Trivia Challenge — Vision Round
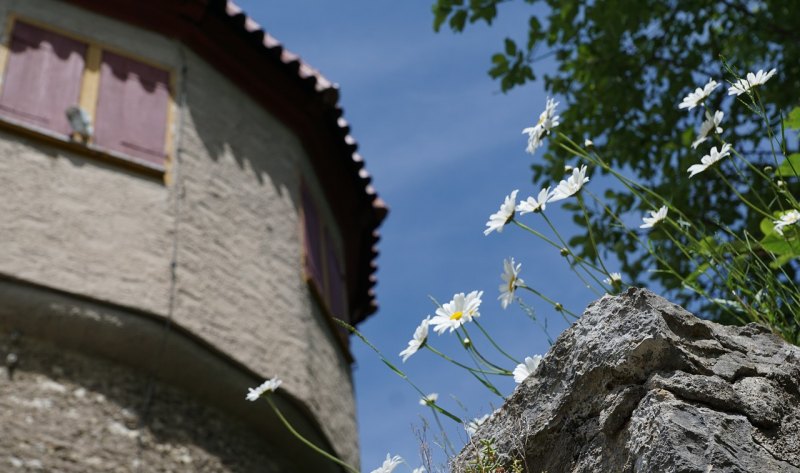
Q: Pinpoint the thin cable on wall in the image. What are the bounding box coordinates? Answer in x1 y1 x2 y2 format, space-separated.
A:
134 42 189 471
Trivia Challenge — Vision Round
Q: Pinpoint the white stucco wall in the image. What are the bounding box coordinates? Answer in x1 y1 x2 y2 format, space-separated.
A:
0 0 357 465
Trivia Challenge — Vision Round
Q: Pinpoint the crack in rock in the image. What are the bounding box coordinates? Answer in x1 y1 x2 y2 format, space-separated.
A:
452 288 800 473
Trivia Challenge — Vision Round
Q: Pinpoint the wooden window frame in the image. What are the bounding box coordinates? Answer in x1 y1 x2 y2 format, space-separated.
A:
300 181 349 323
0 15 177 179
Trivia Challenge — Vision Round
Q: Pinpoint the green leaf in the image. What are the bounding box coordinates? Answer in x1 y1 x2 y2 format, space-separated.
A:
504 38 517 56
760 216 775 236
449 9 468 31
783 106 800 131
760 231 799 256
431 1 453 32
690 236 718 256
488 53 508 79
769 253 796 269
685 261 711 284
776 153 800 177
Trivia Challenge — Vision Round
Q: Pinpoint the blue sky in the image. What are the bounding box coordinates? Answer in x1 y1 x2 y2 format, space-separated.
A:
237 1 599 471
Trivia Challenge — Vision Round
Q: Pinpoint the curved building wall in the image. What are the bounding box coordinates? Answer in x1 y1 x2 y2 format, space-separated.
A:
0 336 289 473
0 0 358 467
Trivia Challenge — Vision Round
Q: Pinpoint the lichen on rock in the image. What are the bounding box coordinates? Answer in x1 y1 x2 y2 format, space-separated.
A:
452 288 800 473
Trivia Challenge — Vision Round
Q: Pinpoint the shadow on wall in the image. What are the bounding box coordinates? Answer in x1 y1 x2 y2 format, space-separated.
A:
183 55 298 202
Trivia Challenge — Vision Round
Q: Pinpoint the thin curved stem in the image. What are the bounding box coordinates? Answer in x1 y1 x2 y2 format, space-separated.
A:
266 396 360 473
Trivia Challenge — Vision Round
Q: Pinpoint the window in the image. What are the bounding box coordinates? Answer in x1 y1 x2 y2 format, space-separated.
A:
323 228 347 318
0 18 173 169
94 50 170 166
0 21 86 136
302 185 325 289
301 184 348 320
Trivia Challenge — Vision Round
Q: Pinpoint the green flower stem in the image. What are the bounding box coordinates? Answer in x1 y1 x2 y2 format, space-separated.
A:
558 137 671 213
539 212 606 295
429 406 458 458
726 152 777 213
459 326 512 375
472 319 520 365
424 344 508 376
519 284 578 321
336 319 464 423
460 346 507 398
516 299 556 345
511 219 562 249
713 168 773 219
576 193 613 277
753 89 784 171
656 222 759 323
266 396 360 473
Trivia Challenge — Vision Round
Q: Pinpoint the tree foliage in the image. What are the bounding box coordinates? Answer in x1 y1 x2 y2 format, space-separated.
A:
433 0 800 324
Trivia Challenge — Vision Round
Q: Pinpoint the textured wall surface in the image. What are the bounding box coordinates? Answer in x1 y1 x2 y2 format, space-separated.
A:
455 288 800 473
0 337 287 473
0 0 357 465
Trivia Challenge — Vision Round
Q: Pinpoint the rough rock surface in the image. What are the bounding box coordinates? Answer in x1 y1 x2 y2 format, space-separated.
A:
453 288 800 473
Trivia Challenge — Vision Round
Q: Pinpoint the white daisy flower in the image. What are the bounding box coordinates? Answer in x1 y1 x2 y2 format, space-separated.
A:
550 165 590 202
691 110 724 149
516 187 552 215
773 210 800 235
513 355 543 383
465 414 490 436
484 190 519 236
603 272 622 286
640 206 669 229
687 143 732 178
498 258 523 309
522 97 560 155
727 78 749 96
370 454 403 473
245 378 282 401
679 78 719 110
419 393 438 406
399 316 431 362
747 68 777 87
431 291 483 334
728 68 777 96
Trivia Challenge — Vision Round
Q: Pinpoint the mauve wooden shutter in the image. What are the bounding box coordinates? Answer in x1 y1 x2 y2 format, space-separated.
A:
302 186 325 292
0 21 87 135
324 229 348 319
94 51 169 166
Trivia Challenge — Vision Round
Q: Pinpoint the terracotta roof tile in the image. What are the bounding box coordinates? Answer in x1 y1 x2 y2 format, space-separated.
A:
220 1 386 321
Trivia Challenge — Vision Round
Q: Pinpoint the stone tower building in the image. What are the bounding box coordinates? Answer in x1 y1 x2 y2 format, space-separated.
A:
0 0 386 471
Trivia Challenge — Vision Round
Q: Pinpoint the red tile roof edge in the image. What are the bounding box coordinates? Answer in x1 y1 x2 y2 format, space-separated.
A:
219 1 387 322
62 0 387 324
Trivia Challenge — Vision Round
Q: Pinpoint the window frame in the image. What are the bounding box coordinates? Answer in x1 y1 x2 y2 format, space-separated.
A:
300 180 350 323
0 14 177 177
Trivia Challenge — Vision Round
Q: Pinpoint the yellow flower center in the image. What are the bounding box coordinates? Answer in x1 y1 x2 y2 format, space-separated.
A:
450 311 463 321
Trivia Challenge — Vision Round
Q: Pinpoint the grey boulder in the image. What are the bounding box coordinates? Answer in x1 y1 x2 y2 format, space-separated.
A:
453 288 800 473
